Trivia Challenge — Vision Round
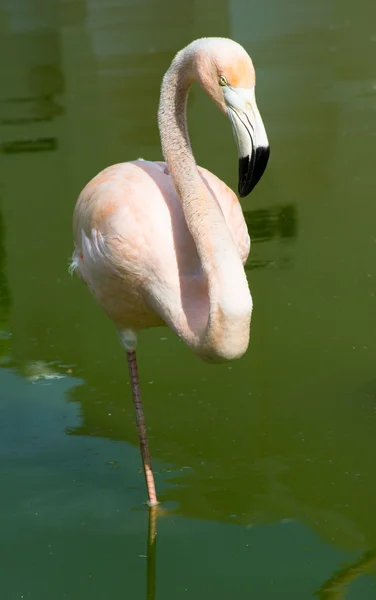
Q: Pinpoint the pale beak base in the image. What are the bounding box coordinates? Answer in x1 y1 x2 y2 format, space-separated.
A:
223 85 269 197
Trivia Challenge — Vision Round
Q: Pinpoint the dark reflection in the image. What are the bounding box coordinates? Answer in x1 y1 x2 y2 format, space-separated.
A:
316 550 376 599
244 203 298 270
146 507 158 600
245 204 298 243
247 255 294 270
1 95 63 125
0 0 64 152
1 137 57 154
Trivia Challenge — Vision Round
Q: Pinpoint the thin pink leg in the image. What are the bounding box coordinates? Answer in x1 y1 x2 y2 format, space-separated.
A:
127 351 158 507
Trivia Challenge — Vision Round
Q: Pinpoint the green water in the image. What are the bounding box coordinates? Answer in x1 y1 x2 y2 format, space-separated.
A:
1 0 376 597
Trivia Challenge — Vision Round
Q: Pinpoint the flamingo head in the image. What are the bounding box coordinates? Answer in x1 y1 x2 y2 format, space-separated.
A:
191 38 270 197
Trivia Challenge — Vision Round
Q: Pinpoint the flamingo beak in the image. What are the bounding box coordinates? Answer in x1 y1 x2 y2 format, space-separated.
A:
224 86 269 198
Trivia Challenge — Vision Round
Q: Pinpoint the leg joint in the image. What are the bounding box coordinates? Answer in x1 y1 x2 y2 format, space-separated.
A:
118 329 138 352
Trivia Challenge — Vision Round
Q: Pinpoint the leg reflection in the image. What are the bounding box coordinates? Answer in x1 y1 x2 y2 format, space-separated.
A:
316 549 376 599
146 506 158 600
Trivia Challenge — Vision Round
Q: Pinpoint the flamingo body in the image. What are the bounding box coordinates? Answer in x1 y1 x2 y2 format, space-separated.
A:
72 159 250 346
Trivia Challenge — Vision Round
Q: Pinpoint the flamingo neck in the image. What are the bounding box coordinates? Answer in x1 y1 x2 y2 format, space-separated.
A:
157 47 252 362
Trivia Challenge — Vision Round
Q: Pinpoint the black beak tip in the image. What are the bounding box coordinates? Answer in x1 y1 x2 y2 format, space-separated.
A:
238 146 270 198
238 156 252 198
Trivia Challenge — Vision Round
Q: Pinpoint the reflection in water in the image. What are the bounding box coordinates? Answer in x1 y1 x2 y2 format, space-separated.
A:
316 550 376 599
245 204 298 244
0 95 63 125
0 0 64 152
1 136 57 154
146 507 158 600
245 203 298 270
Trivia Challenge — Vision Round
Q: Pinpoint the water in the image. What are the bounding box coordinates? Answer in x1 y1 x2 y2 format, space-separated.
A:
1 0 376 597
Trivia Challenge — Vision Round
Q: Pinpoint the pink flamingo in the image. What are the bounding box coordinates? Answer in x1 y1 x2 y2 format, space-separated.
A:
71 38 269 507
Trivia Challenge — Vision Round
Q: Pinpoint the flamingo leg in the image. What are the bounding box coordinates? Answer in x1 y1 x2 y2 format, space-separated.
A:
127 350 158 507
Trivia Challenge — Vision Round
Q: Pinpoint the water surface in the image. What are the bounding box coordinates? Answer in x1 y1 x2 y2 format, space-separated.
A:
1 0 376 598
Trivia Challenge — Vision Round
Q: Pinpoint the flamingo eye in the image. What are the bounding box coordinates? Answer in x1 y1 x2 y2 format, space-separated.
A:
219 75 228 87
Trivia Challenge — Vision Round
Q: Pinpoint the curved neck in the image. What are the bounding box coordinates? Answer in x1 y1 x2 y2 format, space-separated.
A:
157 49 252 361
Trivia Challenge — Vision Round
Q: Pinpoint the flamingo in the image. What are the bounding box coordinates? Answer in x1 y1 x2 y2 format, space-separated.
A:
70 37 269 507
